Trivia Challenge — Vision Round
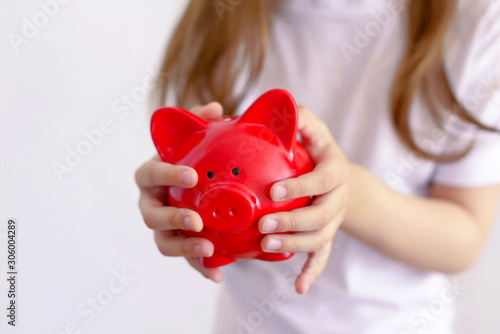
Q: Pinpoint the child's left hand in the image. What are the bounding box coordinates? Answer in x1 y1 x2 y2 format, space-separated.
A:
258 105 351 294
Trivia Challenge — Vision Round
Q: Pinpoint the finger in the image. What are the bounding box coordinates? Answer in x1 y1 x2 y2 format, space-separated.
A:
135 159 198 189
154 230 214 257
297 105 337 159
140 193 202 231
190 105 203 114
259 187 347 233
261 231 326 254
261 215 341 253
185 257 224 283
191 102 224 120
270 160 340 201
295 244 332 294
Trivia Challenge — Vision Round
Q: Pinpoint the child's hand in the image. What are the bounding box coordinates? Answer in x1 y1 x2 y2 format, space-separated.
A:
135 102 225 283
258 106 350 294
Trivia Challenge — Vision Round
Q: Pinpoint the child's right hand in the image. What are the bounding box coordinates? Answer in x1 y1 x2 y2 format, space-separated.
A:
135 102 225 283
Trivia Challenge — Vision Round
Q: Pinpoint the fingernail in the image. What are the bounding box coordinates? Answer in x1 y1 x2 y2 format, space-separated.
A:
180 170 194 185
183 215 194 230
194 245 206 256
262 218 278 233
265 238 282 251
273 184 287 201
303 283 311 294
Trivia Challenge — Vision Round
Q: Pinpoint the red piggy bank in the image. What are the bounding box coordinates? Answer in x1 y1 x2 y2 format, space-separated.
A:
151 89 314 267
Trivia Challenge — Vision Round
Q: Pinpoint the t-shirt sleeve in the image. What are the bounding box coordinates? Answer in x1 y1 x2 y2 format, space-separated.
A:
432 1 500 187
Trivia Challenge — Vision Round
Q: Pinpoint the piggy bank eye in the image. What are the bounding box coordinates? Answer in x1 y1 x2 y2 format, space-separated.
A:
232 168 240 176
207 171 215 179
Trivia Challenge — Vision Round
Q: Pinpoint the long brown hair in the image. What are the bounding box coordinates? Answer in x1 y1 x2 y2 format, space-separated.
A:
155 0 497 162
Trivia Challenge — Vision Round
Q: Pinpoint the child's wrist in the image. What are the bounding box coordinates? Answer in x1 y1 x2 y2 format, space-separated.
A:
342 163 368 230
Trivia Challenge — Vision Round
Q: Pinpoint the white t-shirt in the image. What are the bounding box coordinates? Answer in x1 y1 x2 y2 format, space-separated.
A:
213 1 500 333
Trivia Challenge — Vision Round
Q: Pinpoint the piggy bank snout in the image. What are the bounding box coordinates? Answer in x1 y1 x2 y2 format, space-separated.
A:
198 186 255 233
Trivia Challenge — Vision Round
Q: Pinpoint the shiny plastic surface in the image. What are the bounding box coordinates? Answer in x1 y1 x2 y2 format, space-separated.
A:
151 89 314 267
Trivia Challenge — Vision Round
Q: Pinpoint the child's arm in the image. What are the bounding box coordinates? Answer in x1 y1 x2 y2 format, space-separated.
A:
343 164 500 273
258 106 499 294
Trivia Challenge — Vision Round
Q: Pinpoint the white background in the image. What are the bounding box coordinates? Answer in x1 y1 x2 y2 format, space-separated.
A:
0 1 499 333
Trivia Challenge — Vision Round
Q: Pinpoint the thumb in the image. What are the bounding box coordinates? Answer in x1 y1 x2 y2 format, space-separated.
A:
191 102 224 120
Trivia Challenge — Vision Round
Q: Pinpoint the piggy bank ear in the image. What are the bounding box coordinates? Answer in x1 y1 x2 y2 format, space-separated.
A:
151 107 208 162
238 89 298 155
